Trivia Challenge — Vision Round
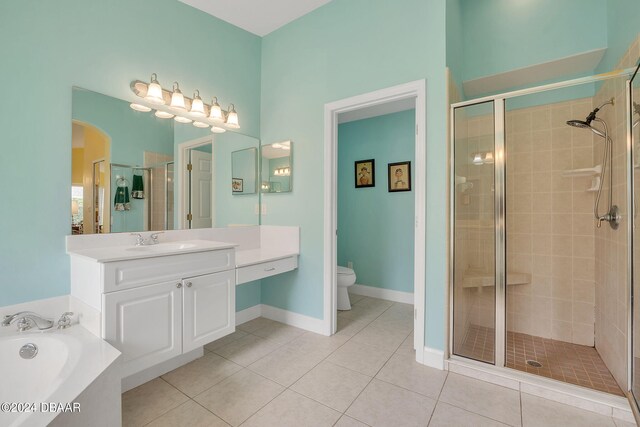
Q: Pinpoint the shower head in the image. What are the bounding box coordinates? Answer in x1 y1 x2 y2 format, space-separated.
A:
566 98 614 138
566 119 591 129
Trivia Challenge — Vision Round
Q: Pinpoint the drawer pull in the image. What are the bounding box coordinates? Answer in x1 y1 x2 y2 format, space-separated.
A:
186 282 193 288
264 267 276 272
176 283 182 288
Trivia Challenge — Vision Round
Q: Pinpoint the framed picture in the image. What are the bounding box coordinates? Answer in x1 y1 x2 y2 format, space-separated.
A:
232 178 243 193
354 159 375 188
388 161 411 192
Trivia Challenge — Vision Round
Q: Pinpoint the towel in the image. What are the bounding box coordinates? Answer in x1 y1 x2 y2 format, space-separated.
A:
114 185 130 211
131 174 144 199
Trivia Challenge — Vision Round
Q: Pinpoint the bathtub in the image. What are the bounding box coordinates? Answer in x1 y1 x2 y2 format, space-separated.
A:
0 326 121 427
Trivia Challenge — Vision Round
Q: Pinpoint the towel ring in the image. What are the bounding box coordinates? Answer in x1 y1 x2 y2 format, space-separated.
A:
116 177 130 187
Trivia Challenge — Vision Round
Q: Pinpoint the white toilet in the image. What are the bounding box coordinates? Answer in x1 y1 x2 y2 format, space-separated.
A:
337 266 357 310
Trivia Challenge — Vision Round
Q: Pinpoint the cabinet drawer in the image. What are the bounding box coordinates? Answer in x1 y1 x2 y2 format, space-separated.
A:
236 256 298 285
103 249 234 293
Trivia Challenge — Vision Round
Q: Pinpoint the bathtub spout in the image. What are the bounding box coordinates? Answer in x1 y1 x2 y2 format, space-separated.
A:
2 312 54 331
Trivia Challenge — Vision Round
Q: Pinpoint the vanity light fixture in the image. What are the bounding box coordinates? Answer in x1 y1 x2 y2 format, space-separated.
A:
130 103 152 112
273 167 291 176
190 90 206 117
225 104 240 129
155 110 175 119
170 82 187 111
130 75 240 129
209 97 224 122
145 73 165 105
193 121 209 128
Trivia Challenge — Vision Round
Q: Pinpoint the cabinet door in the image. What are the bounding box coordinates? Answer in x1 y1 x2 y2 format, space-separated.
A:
103 281 182 378
183 270 235 352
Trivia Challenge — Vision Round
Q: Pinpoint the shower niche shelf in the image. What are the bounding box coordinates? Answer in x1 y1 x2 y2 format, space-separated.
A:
562 164 602 178
462 270 530 288
562 165 601 192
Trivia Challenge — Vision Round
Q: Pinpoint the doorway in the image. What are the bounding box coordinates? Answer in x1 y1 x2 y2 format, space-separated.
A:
177 136 214 229
323 80 427 364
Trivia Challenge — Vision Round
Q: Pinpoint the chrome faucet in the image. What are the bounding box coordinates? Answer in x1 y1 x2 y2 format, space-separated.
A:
2 312 54 331
57 312 74 329
131 233 145 246
150 232 164 245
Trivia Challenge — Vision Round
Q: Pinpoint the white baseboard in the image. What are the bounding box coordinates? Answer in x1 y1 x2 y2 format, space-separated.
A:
235 304 327 336
236 305 262 325
421 346 445 370
260 304 327 335
350 284 414 304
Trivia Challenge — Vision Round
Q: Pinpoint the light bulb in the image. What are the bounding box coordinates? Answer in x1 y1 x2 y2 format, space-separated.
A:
175 116 192 124
190 90 206 117
209 97 224 122
484 152 494 163
170 82 186 111
155 110 174 119
193 121 209 128
211 126 226 133
145 73 165 105
225 104 240 129
472 153 483 165
130 103 151 112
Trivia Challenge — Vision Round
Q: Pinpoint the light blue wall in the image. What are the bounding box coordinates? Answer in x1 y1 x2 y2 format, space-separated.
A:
236 281 261 311
259 0 448 349
0 0 261 307
337 110 415 293
446 0 464 87
598 0 640 73
460 0 607 82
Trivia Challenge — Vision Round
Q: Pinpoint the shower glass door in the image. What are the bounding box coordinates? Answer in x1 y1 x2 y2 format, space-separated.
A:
452 101 497 364
631 62 640 409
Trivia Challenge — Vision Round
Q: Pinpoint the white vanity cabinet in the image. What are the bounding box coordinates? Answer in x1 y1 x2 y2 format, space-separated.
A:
103 269 235 377
69 243 236 381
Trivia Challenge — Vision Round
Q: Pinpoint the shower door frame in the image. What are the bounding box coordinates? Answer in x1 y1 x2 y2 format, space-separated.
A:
449 67 637 393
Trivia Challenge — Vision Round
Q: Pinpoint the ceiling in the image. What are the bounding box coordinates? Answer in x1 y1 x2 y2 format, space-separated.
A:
179 0 333 36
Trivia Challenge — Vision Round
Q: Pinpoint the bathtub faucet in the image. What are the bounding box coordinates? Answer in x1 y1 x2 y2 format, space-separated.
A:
2 311 54 331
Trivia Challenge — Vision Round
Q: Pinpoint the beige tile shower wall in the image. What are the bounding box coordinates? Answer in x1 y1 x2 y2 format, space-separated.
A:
505 98 597 346
593 34 639 389
144 151 173 231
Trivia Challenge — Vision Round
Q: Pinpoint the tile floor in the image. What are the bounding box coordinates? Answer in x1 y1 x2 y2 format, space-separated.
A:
458 324 624 396
123 295 636 426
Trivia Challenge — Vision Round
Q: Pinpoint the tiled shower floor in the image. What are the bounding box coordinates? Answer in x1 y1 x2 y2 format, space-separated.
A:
458 324 624 396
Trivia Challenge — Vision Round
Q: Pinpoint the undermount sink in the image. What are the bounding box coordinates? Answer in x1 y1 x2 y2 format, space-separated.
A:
126 242 198 252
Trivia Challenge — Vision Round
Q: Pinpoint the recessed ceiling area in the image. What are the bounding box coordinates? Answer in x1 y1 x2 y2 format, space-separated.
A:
338 98 416 124
179 0 333 36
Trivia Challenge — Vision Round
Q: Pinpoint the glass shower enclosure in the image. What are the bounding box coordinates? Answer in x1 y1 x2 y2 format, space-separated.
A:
451 66 639 401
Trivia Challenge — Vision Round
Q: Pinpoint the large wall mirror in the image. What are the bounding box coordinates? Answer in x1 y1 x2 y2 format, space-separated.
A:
71 87 260 234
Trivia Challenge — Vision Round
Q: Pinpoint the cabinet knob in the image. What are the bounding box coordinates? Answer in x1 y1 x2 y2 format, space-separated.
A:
186 282 193 288
176 283 182 288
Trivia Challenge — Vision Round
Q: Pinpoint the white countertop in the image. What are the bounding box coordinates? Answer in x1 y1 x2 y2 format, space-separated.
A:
67 239 237 262
235 248 299 268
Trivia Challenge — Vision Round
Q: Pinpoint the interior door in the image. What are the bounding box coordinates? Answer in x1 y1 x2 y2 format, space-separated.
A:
189 149 213 229
182 270 235 353
630 62 640 413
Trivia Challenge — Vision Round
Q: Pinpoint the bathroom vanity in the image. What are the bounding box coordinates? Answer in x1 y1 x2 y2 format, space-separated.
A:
67 226 299 390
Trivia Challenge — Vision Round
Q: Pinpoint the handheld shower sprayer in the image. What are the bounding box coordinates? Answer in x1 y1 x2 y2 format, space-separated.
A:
565 98 619 229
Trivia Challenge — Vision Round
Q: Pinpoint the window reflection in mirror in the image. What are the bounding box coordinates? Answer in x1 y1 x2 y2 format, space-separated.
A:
71 87 260 234
261 141 293 193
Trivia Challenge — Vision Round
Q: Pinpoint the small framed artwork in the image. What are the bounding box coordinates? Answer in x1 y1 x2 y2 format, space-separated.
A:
354 159 375 188
388 161 411 192
232 178 244 193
